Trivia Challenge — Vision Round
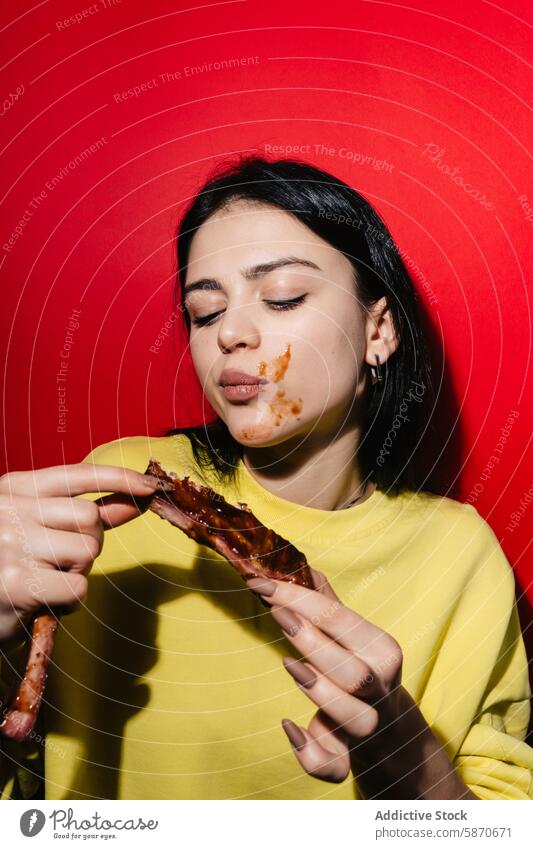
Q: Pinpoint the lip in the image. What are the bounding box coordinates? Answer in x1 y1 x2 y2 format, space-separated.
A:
221 383 264 401
219 369 268 387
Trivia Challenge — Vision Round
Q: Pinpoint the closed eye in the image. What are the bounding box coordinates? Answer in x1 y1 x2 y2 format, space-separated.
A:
190 295 307 327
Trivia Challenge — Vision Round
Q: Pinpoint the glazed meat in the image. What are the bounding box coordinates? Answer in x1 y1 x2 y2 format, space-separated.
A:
0 457 313 743
145 458 314 589
0 613 58 743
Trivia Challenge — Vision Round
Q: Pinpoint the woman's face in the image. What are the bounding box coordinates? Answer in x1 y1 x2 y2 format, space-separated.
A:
183 200 371 448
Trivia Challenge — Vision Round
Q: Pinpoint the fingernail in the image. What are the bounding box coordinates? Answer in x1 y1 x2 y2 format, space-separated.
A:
270 606 302 637
281 718 307 751
283 658 317 689
246 577 277 597
141 474 160 488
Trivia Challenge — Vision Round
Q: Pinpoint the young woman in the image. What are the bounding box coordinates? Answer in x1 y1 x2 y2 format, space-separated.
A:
1 157 531 801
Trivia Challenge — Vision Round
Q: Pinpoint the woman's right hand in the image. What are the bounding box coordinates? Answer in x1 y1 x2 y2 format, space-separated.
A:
0 463 159 642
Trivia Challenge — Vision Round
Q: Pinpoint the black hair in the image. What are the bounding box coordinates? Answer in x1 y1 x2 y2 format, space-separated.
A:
167 154 433 495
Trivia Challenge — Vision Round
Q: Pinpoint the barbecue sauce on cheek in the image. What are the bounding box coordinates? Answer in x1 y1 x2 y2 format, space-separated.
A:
240 344 303 440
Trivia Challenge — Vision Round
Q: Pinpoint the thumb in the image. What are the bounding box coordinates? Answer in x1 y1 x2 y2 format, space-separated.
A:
94 492 153 530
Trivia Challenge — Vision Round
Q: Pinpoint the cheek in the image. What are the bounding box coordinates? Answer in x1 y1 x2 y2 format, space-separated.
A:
189 335 217 385
186 304 365 435
286 311 363 399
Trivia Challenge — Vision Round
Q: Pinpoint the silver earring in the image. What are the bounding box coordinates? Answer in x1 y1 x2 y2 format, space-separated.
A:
370 354 383 386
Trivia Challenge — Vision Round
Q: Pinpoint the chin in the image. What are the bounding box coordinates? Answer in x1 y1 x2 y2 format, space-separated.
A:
234 419 308 449
230 420 276 443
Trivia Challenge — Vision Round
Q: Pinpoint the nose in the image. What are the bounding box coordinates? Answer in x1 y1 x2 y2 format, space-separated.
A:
217 302 261 354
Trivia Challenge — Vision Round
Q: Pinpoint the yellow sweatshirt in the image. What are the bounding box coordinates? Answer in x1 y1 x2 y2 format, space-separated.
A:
1 434 532 800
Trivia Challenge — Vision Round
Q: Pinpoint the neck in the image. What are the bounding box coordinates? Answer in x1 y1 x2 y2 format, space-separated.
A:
242 423 375 512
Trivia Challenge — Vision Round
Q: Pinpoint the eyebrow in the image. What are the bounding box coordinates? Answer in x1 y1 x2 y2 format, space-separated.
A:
183 256 321 298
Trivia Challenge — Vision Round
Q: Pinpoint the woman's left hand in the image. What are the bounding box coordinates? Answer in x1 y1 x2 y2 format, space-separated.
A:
246 568 404 783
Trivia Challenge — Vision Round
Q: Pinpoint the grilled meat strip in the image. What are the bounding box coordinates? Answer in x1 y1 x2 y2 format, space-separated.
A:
144 458 314 589
0 613 58 743
0 457 313 742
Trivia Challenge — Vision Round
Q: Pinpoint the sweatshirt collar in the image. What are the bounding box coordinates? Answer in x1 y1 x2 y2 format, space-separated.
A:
234 456 407 542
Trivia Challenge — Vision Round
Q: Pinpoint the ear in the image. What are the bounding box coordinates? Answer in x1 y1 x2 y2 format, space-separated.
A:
363 296 399 367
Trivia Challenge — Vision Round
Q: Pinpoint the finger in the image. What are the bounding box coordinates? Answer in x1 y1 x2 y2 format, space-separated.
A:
270 605 378 699
282 656 379 740
246 576 389 665
309 708 351 758
94 492 152 530
308 568 341 603
281 711 351 783
30 568 89 611
1 564 88 613
19 526 102 570
11 495 103 534
0 464 160 499
11 490 149 533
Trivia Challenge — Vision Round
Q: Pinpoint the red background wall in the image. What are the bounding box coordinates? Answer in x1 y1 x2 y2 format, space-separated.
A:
1 1 531 692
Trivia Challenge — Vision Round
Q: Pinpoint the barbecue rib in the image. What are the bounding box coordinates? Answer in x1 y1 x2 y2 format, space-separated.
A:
0 457 313 742
0 613 58 743
145 458 314 588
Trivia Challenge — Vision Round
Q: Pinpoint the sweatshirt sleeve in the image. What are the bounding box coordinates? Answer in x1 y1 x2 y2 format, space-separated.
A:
450 513 533 800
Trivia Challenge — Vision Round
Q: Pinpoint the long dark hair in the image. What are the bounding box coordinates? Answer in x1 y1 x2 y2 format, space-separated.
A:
167 154 433 495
